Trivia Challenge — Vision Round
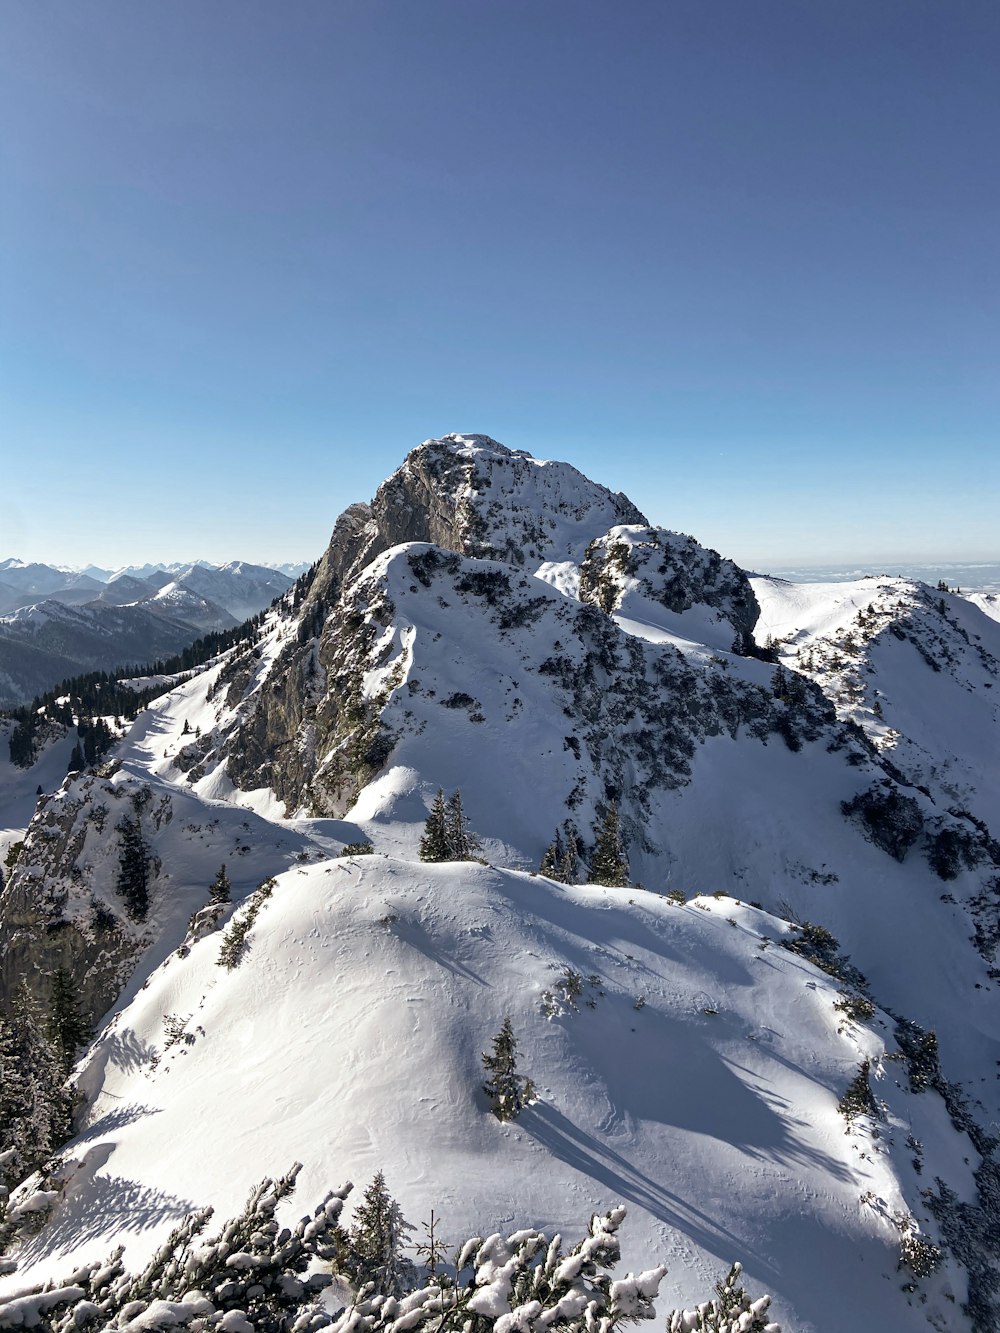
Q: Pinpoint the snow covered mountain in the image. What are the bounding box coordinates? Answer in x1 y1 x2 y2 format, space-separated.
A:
0 563 294 707
1 434 999 1333
166 561 293 624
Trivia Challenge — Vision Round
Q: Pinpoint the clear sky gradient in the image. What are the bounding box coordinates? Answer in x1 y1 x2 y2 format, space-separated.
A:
2 1 997 571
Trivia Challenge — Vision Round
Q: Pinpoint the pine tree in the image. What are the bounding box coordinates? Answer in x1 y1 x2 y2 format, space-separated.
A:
0 987 73 1189
82 718 99 766
482 1016 535 1122
116 814 151 921
419 790 450 862
346 1170 416 1296
67 742 85 773
540 823 583 883
588 802 629 888
539 828 564 878
209 863 232 905
46 966 92 1077
445 790 479 861
558 820 581 884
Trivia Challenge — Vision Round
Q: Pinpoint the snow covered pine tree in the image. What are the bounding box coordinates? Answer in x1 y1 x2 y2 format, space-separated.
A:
588 803 629 887
482 1016 535 1121
344 1170 416 1297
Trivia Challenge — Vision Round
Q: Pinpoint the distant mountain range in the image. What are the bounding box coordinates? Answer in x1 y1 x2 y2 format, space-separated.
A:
0 559 300 706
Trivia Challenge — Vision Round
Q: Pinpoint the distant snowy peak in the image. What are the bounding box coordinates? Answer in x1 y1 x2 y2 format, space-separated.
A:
0 562 104 597
168 563 292 623
148 582 239 632
967 591 1000 625
579 524 760 647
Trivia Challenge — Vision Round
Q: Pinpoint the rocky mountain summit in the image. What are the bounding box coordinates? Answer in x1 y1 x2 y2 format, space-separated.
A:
2 434 1000 1333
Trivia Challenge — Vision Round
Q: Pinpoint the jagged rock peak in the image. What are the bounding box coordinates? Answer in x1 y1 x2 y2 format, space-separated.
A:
299 434 650 626
369 433 649 568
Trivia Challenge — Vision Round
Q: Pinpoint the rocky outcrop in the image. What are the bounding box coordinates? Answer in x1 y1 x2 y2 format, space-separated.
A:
0 774 166 1025
578 525 760 644
225 537 837 825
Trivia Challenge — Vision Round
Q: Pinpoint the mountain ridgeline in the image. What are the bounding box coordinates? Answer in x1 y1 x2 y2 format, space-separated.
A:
2 434 1000 1333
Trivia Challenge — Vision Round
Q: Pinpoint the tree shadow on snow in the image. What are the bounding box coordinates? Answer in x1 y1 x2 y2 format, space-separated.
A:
99 1027 158 1076
566 1006 856 1186
501 877 756 992
394 917 489 986
77 1101 163 1142
18 1173 196 1265
520 1101 776 1278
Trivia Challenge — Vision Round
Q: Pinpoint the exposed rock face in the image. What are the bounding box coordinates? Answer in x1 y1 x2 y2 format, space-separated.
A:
578 525 760 645
226 532 835 824
224 435 651 806
0 773 164 1025
295 434 648 618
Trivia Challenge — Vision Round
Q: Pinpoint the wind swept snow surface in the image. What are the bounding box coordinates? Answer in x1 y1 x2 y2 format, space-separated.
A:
7 859 972 1332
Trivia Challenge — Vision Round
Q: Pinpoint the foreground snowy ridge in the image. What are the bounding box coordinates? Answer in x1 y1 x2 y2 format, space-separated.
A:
2 434 999 1333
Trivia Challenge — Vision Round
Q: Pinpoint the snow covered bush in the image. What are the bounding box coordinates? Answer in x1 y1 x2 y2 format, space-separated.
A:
0 1164 347 1332
837 1060 880 1127
666 1262 781 1332
0 1166 783 1333
897 1223 943 1282
330 1204 667 1333
841 784 924 863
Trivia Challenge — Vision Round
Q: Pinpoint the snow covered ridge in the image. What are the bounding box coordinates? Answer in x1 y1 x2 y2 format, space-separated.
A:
3 434 1000 1331
0 853 968 1331
220 539 834 835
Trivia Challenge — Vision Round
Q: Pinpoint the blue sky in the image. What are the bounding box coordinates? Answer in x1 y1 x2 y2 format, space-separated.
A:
1 0 997 571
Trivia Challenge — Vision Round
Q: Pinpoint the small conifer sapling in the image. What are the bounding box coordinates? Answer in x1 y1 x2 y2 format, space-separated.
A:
209 863 232 905
419 790 450 863
482 1016 535 1122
